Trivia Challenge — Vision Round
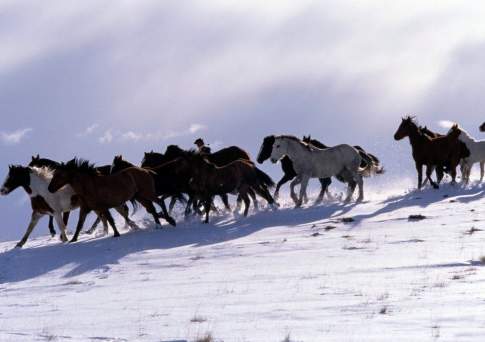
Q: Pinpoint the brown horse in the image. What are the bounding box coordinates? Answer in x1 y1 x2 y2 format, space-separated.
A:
48 159 175 242
189 155 276 223
394 117 465 189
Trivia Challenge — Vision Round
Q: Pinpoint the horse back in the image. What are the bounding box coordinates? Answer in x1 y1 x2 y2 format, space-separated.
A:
209 146 251 166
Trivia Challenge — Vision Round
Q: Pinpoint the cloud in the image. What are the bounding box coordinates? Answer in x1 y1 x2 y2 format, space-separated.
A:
97 124 207 144
0 128 32 145
77 123 99 137
438 120 455 129
98 129 113 144
189 123 207 134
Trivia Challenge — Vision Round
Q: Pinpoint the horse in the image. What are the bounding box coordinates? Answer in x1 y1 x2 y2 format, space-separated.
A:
1 165 78 247
302 136 384 177
269 135 365 206
29 155 134 235
394 117 465 189
48 158 175 242
111 155 197 216
188 154 276 223
301 135 384 202
448 125 485 184
257 136 332 203
162 145 267 211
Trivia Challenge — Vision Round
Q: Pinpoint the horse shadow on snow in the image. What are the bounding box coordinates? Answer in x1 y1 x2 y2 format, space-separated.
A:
0 201 355 284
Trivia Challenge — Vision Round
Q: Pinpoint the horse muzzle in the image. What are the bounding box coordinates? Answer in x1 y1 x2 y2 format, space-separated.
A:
0 187 9 195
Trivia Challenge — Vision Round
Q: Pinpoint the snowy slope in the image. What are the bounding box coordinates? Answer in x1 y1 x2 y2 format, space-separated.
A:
1 183 485 342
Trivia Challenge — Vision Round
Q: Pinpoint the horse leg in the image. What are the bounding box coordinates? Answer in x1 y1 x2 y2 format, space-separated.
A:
436 166 444 185
114 205 138 230
416 163 423 189
220 194 232 211
53 212 69 242
248 188 259 210
425 165 439 189
96 211 109 235
16 211 43 248
86 216 100 235
71 206 90 243
274 174 294 200
481 162 484 183
253 185 277 209
297 176 310 208
355 174 364 202
168 196 177 214
48 216 56 237
63 211 70 226
153 198 176 226
137 198 163 229
242 192 251 217
104 210 121 237
289 176 302 205
315 178 331 204
344 180 357 203
450 163 457 185
203 197 212 224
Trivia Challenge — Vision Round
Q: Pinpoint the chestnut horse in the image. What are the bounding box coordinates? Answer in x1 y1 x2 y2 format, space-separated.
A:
48 159 175 242
394 117 465 189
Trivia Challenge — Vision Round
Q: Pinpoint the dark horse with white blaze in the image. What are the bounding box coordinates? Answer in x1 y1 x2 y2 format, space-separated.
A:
48 159 175 242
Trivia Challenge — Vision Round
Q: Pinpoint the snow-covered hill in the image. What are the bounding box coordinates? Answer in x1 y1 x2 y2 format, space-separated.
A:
1 183 485 342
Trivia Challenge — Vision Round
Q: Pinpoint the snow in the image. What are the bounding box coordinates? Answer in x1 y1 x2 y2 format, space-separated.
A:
1 182 485 341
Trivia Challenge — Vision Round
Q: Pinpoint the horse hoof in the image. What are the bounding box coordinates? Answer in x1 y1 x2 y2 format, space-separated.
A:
167 218 176 227
15 243 23 248
113 233 120 238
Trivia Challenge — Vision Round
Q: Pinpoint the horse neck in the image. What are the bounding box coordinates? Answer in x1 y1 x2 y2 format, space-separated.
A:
28 171 50 196
283 139 308 162
406 126 426 148
458 129 474 143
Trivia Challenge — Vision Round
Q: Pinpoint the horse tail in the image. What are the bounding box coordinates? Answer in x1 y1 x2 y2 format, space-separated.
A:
358 150 384 177
254 167 275 188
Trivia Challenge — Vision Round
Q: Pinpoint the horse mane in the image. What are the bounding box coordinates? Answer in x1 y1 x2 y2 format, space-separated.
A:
30 166 55 180
278 135 312 150
61 158 97 175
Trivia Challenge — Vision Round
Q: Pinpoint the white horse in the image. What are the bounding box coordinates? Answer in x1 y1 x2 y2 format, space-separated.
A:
450 125 485 184
269 136 365 206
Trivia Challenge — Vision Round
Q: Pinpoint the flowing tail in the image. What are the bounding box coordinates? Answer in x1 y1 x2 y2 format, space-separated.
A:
255 167 275 188
356 148 384 177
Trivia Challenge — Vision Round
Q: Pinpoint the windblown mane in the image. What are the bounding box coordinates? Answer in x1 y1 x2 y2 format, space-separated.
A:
60 158 97 175
30 166 55 180
278 135 312 150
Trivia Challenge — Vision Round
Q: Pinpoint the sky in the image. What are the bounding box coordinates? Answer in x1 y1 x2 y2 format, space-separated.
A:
1 1 485 241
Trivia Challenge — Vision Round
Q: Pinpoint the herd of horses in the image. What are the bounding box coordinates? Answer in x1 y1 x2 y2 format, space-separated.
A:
1 117 485 248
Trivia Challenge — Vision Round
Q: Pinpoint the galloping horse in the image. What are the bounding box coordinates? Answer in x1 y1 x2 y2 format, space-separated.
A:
48 158 175 242
1 165 77 247
394 117 465 189
30 155 135 235
448 125 485 184
269 136 365 206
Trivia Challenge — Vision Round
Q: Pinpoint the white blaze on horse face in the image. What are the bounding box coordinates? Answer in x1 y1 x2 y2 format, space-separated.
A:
270 138 285 163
